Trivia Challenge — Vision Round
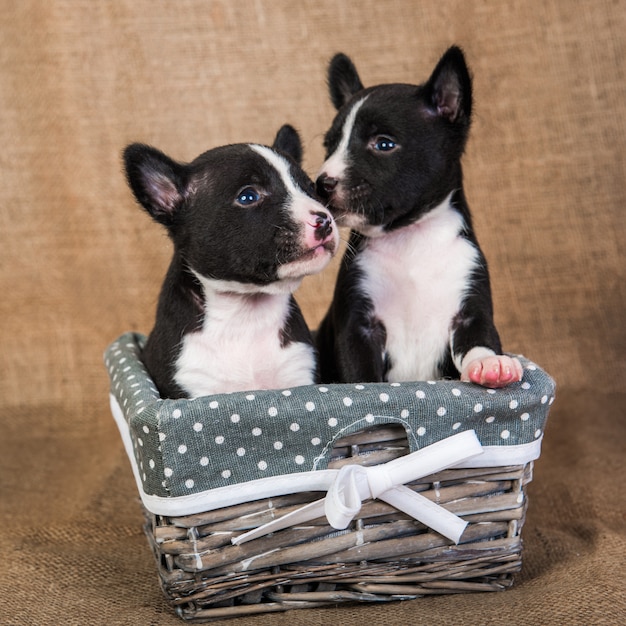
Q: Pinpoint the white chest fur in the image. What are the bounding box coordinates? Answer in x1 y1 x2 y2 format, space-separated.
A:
175 286 315 398
357 195 479 381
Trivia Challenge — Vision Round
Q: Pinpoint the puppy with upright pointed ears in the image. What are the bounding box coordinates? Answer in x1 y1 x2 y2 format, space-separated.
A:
315 47 522 388
124 125 338 399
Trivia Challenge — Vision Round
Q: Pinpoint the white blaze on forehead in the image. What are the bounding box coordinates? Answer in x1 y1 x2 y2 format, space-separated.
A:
318 95 369 179
249 144 307 200
250 143 326 223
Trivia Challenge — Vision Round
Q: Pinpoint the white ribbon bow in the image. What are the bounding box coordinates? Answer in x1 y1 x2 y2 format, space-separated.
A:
233 429 483 546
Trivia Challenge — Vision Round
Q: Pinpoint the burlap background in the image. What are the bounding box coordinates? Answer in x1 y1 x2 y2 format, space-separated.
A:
1 1 624 624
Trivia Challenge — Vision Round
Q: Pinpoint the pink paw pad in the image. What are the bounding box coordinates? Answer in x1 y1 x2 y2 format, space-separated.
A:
462 355 523 389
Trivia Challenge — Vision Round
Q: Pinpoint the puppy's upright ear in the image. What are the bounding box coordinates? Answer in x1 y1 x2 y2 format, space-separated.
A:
328 53 364 109
423 46 472 123
123 144 188 227
272 124 303 166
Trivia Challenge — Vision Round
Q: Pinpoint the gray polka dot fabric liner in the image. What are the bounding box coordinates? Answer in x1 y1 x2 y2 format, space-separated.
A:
105 332 556 517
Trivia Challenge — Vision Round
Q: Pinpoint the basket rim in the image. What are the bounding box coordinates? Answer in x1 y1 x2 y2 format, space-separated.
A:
106 332 555 519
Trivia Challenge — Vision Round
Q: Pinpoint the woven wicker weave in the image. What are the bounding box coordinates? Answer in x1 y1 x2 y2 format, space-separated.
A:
144 424 531 622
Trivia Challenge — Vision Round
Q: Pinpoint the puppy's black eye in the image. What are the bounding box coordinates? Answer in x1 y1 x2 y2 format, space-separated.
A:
370 135 398 153
236 186 261 206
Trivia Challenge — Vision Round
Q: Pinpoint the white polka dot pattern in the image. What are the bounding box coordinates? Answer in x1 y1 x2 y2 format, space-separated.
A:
105 333 556 500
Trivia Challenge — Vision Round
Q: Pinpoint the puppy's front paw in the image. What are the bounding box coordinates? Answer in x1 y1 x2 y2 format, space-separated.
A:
461 355 523 388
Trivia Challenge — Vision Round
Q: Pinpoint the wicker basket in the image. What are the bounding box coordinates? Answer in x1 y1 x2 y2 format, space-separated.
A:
105 333 555 622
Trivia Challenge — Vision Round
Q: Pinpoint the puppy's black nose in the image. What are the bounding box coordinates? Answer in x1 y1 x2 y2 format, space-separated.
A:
316 174 338 199
312 211 333 240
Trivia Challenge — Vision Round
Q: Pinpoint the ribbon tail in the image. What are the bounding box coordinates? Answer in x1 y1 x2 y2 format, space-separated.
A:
380 485 468 544
232 499 326 545
381 429 484 489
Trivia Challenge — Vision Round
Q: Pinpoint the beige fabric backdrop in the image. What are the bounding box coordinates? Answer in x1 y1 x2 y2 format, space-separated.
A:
1 1 624 624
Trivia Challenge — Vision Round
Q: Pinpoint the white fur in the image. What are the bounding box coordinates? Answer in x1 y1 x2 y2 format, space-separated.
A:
250 144 305 199
356 193 481 381
457 346 496 375
175 274 316 398
199 275 303 296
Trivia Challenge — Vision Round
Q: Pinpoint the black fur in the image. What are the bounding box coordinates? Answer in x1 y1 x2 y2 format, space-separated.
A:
316 47 502 384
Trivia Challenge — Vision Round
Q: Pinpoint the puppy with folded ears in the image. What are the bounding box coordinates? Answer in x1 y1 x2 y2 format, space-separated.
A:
315 47 522 388
124 125 339 399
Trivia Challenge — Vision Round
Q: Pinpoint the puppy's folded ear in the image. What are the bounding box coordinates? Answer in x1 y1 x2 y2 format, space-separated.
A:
123 144 188 226
328 53 364 109
424 46 472 123
272 124 303 166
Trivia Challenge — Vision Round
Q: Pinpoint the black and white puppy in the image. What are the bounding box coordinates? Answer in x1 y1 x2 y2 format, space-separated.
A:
124 125 338 399
315 47 522 388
